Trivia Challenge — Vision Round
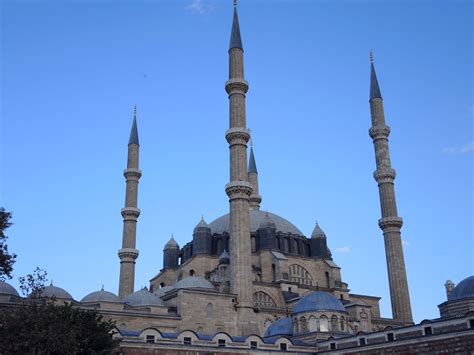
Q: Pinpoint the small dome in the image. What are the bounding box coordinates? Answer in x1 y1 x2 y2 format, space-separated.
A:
81 288 120 303
311 223 326 239
154 285 174 297
259 212 276 229
40 284 73 300
445 280 454 286
125 287 165 307
0 280 19 297
173 276 215 290
219 250 230 264
193 217 210 232
293 291 346 314
164 235 179 250
264 317 293 337
449 276 474 301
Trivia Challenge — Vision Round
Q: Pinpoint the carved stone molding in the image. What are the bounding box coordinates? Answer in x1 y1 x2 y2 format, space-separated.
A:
123 168 142 180
225 78 249 95
225 181 253 200
369 125 391 140
225 127 251 145
121 207 141 219
374 168 396 184
378 216 403 230
118 248 139 261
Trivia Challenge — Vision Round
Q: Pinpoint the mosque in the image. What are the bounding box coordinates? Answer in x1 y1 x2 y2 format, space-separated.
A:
1 2 473 353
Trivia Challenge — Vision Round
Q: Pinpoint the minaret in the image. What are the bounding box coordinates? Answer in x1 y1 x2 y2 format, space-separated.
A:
224 1 258 335
118 106 141 300
368 51 413 323
248 144 262 209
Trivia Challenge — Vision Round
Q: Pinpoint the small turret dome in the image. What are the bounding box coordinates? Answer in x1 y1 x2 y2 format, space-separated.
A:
264 317 292 337
164 235 179 250
125 287 165 307
193 217 210 232
293 291 346 314
259 212 276 229
40 283 73 300
449 276 474 301
219 249 230 264
173 276 215 291
0 280 19 297
311 223 326 239
81 288 120 303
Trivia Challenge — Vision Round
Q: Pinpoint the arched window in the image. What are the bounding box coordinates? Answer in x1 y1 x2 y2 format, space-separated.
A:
299 316 307 333
251 235 257 253
272 264 276 282
289 264 314 286
160 282 165 288
331 315 338 331
340 316 345 331
284 238 290 253
320 315 329 332
253 292 276 308
206 303 213 319
325 271 330 288
308 316 318 332
189 269 195 276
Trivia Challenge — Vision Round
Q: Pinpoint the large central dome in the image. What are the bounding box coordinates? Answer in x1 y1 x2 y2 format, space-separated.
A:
209 210 303 236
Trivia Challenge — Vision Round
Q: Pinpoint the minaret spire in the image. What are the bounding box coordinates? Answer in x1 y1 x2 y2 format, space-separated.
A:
118 107 142 299
368 52 413 323
248 144 262 209
224 2 257 335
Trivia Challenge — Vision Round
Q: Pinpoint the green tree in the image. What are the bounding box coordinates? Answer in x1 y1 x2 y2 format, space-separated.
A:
0 208 16 280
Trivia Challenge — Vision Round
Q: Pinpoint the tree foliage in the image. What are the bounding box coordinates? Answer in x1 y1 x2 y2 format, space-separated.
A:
0 302 119 354
0 208 16 280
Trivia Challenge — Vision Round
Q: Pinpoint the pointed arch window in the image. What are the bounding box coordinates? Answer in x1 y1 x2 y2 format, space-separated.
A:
289 264 313 286
253 291 276 308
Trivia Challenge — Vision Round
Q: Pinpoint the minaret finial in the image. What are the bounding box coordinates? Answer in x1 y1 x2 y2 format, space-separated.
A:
234 0 237 8
128 106 140 145
229 0 243 50
133 104 137 118
370 49 374 63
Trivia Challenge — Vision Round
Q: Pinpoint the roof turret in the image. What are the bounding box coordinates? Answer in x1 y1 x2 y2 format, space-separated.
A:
164 235 179 250
193 217 210 232
259 211 276 229
248 146 257 173
219 249 230 264
311 223 326 239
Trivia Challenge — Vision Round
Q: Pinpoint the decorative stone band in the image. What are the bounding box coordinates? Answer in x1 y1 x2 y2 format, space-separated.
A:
374 168 396 184
123 168 142 181
225 181 253 200
225 78 249 95
369 125 391 140
121 207 141 219
118 248 139 261
225 127 251 146
378 216 403 230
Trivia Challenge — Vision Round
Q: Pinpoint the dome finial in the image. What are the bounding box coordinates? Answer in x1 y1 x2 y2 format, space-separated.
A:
101 284 104 291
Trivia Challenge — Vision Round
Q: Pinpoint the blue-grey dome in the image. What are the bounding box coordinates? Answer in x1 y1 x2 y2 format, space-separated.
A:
173 276 215 291
0 280 19 297
293 291 346 314
209 210 303 236
449 276 474 301
40 284 73 300
81 289 120 303
125 287 165 307
154 285 174 297
264 317 293 337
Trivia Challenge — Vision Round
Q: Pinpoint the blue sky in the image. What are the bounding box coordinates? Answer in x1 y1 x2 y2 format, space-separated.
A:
1 0 472 323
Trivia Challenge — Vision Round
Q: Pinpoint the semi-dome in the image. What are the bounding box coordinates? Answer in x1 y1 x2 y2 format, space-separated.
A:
173 276 215 290
154 285 174 297
264 317 293 337
40 284 73 300
209 210 303 236
293 291 346 314
125 287 165 307
81 288 121 303
449 276 474 301
0 280 19 297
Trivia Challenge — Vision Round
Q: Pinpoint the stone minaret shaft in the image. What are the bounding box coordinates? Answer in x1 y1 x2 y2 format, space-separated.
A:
118 108 141 300
248 146 262 209
369 54 413 323
225 4 257 335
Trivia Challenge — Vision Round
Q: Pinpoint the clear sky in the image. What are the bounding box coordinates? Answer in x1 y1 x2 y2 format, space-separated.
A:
1 0 472 323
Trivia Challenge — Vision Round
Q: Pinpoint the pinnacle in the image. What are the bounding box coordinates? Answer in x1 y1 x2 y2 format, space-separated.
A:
248 146 257 173
370 52 382 100
128 106 140 145
229 5 243 51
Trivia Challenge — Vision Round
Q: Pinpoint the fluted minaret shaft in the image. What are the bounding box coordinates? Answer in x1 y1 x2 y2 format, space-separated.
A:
118 110 141 300
369 57 413 323
224 4 257 336
248 146 261 209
